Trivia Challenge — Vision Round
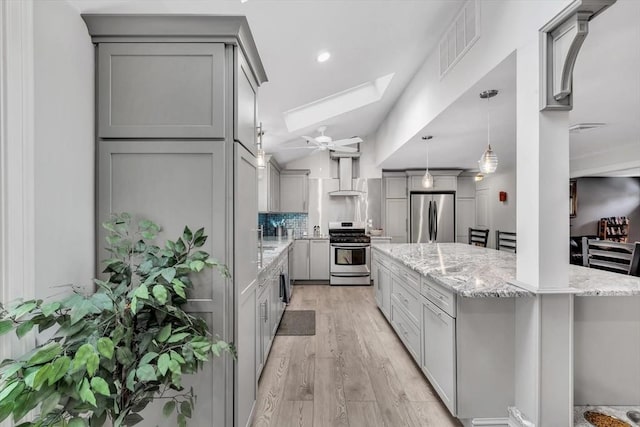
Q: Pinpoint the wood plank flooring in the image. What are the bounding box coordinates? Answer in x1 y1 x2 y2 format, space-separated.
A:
252 284 462 427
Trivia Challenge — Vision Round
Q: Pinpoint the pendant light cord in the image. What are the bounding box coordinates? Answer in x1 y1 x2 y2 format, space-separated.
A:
487 96 491 148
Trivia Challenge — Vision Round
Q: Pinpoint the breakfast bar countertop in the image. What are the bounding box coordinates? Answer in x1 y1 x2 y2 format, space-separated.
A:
372 243 640 298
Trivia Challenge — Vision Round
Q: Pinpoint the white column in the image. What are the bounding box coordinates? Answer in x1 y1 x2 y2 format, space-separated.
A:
0 0 36 368
511 33 574 427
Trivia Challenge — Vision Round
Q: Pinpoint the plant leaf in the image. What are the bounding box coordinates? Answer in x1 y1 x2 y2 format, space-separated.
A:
152 285 168 305
157 353 170 376
177 413 187 427
180 401 192 419
10 301 37 319
189 260 205 272
39 392 60 417
68 417 88 427
90 377 110 396
116 347 135 367
136 365 157 382
86 352 100 377
0 363 23 380
72 343 95 372
126 369 136 392
15 321 34 338
160 268 176 284
47 356 70 385
157 324 172 343
183 226 193 242
167 333 189 344
139 352 158 366
133 285 149 300
123 413 144 426
97 337 114 360
40 302 60 317
32 364 51 390
79 378 97 407
26 342 62 367
162 400 176 417
0 382 19 403
0 320 13 336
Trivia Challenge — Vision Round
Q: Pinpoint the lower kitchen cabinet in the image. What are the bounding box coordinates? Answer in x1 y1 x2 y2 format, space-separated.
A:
373 248 515 422
309 239 329 280
292 239 309 281
256 282 270 378
422 297 456 415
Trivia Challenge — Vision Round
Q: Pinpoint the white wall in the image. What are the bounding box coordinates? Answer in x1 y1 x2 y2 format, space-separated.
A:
34 0 95 298
374 0 572 165
475 167 516 248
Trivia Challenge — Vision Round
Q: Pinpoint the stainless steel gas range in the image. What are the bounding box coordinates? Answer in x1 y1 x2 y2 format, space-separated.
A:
328 221 371 286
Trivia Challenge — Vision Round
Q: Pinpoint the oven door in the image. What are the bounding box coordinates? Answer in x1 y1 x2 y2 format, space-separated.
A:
330 243 371 275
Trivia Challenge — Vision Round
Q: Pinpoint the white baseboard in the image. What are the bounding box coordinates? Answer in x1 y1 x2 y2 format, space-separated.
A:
461 417 510 427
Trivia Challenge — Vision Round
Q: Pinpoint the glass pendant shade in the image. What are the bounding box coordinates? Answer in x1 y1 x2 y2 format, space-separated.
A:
256 148 266 169
474 172 484 182
422 171 434 188
478 144 498 174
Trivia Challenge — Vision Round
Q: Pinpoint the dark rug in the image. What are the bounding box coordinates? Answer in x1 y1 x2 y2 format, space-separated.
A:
277 310 316 336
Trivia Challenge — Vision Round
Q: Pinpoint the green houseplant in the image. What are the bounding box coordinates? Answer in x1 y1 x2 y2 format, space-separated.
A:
0 213 231 427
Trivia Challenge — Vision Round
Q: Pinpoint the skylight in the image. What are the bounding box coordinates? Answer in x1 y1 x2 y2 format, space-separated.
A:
283 73 395 132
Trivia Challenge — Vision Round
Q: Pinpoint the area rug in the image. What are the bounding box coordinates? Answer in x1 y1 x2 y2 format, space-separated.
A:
277 310 316 336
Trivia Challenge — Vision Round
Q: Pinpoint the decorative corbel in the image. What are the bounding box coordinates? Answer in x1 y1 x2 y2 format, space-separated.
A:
540 0 616 111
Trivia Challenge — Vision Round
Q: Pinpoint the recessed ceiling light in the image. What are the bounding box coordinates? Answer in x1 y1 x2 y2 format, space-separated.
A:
317 51 331 63
240 0 248 3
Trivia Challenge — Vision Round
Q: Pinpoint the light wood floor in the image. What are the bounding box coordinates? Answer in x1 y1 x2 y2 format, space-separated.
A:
252 284 462 427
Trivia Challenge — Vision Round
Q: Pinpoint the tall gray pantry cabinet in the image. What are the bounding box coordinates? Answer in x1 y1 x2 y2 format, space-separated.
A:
82 15 267 427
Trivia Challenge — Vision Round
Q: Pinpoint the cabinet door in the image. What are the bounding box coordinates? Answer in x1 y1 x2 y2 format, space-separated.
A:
270 272 281 335
98 43 225 139
309 240 330 280
385 199 408 243
293 240 310 280
376 264 392 319
280 174 308 212
433 176 457 191
258 167 268 213
235 52 258 154
234 144 258 427
385 176 407 198
97 141 228 426
257 291 269 377
268 165 280 212
422 299 457 415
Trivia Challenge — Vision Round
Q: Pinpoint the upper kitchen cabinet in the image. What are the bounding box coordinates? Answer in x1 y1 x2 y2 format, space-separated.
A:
408 171 460 192
258 155 281 213
384 175 407 199
280 170 310 213
85 14 268 142
97 43 226 139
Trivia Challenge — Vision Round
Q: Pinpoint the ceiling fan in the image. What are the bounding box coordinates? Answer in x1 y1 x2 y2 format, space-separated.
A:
279 126 363 153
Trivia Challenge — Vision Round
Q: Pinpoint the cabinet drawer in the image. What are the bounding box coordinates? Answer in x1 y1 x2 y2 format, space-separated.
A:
422 276 457 318
391 277 420 326
390 263 420 293
390 302 421 364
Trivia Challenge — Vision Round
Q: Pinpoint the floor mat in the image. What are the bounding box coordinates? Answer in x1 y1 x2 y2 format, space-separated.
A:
277 310 316 336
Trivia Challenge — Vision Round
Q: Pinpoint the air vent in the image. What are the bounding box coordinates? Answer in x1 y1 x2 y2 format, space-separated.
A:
569 123 607 133
439 0 480 77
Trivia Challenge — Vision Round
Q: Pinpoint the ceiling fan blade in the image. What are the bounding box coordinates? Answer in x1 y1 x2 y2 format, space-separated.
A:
301 136 321 146
328 145 357 153
275 146 317 151
330 137 363 146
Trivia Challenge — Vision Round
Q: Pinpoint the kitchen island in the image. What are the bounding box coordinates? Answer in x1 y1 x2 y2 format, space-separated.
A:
372 243 640 426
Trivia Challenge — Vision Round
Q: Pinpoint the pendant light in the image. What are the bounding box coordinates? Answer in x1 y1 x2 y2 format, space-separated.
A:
421 135 433 189
478 90 499 174
256 122 266 169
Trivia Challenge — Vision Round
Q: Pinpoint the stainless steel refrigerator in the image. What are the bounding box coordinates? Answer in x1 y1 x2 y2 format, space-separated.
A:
410 193 455 243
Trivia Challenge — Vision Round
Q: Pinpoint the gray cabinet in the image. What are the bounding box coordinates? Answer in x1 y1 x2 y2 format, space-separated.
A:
409 175 458 192
280 170 309 213
309 239 330 280
385 199 408 244
422 297 457 415
85 14 268 427
98 43 226 139
385 176 407 198
235 52 258 154
292 240 310 281
375 260 391 319
234 144 258 427
257 285 270 378
259 156 281 213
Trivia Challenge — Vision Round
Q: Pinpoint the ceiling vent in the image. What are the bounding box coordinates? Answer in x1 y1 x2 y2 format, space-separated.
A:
439 0 480 77
569 123 607 133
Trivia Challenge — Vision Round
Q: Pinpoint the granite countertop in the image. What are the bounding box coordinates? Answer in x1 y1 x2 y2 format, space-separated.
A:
259 237 292 274
574 405 640 426
372 243 640 298
295 235 329 240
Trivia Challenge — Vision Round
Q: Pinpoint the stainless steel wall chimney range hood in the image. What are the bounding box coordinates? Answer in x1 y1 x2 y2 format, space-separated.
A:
329 152 364 197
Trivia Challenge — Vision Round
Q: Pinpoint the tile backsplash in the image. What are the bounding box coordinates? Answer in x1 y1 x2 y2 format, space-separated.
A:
259 213 308 237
